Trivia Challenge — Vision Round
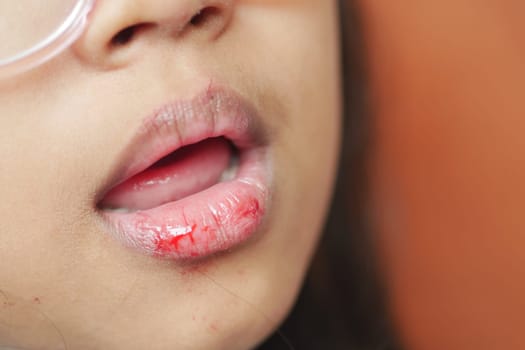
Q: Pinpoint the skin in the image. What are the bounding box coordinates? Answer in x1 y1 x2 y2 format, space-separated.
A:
0 1 341 349
361 1 525 349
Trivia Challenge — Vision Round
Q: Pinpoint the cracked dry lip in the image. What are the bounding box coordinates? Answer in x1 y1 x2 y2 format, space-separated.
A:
96 84 272 260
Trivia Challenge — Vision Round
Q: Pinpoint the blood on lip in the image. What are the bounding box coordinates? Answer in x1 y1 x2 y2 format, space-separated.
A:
151 197 262 257
156 224 198 255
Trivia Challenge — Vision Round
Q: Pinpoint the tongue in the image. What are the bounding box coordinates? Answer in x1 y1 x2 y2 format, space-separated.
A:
101 138 232 211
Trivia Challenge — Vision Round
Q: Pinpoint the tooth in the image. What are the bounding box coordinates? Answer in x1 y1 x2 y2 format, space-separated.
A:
103 207 133 214
220 154 239 182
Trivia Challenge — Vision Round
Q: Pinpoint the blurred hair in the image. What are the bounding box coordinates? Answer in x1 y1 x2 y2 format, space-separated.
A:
259 1 400 349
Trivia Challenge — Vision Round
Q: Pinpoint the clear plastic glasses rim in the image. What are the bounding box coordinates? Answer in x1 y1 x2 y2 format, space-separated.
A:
0 0 95 79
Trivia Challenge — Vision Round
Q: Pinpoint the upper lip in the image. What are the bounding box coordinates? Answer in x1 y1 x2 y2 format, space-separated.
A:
95 83 268 206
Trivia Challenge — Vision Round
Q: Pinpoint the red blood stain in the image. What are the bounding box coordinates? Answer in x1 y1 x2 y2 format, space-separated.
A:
154 198 261 255
240 198 260 219
202 225 217 241
156 224 197 253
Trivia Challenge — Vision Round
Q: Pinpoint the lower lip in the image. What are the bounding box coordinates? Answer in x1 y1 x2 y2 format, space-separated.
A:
100 147 270 260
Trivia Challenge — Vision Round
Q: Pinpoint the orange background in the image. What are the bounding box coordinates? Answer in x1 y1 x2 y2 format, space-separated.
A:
360 1 525 349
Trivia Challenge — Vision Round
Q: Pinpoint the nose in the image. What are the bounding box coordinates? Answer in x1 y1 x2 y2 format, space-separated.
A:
73 0 235 69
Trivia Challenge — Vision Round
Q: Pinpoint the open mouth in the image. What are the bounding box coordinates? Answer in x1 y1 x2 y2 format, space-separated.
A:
99 137 239 213
97 85 271 260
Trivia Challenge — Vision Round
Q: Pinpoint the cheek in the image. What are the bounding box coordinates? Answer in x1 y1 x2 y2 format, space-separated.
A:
235 0 342 272
270 4 342 215
0 77 113 274
230 2 342 170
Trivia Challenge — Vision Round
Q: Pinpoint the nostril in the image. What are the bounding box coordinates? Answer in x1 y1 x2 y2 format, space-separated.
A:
110 24 154 47
189 7 222 27
111 26 137 46
107 6 227 50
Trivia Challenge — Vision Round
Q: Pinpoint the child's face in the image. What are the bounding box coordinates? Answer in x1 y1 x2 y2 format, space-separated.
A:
0 1 341 349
